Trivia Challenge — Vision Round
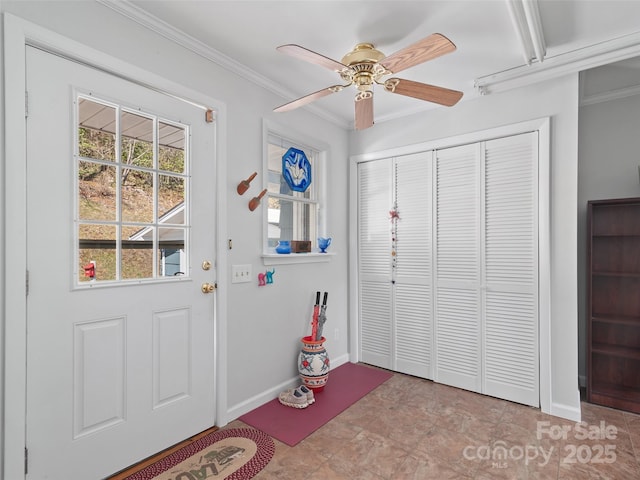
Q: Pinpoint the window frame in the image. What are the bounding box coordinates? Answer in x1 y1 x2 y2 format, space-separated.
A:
261 120 332 265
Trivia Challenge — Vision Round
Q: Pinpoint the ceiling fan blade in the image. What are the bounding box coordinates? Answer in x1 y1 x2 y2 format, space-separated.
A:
277 44 347 72
274 85 345 112
384 78 463 107
354 93 374 130
379 33 456 74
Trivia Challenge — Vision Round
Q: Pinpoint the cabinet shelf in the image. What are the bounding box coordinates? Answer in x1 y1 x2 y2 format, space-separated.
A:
588 197 640 413
592 234 640 238
591 271 640 278
592 343 640 361
590 383 640 415
592 314 640 326
591 382 640 400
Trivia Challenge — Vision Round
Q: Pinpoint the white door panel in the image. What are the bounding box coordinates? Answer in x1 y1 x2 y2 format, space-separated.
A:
482 133 539 407
26 46 216 479
434 143 481 392
394 153 432 378
358 160 393 368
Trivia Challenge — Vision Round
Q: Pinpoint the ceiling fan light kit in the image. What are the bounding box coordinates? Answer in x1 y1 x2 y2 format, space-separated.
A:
274 33 464 130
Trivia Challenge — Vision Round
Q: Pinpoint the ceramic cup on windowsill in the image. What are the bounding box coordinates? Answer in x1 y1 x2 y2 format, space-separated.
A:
318 237 331 253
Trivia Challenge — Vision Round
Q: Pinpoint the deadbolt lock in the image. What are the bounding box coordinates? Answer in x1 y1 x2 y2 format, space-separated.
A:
202 260 212 271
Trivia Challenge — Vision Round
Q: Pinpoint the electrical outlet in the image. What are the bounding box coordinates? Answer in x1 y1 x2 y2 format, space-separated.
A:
231 264 252 283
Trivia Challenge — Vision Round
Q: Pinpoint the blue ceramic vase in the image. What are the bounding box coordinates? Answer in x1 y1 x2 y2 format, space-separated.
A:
275 240 291 254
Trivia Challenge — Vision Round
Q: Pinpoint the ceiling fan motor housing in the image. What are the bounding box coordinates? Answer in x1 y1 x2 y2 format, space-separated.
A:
341 43 388 92
341 43 385 65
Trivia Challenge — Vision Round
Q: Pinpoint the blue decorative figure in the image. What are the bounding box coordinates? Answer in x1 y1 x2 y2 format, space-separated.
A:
282 147 312 192
318 237 332 253
265 269 275 284
275 240 291 254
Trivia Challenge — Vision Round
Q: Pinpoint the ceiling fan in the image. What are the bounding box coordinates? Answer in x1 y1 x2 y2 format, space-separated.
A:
273 33 463 130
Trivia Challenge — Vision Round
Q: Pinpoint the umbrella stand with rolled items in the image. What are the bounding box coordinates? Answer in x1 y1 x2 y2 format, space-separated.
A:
297 291 331 393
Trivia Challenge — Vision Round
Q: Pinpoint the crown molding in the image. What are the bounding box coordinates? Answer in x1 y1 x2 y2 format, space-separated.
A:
578 56 640 106
98 0 350 129
475 30 640 95
580 82 640 107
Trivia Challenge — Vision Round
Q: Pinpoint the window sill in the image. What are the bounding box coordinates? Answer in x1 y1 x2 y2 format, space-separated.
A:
262 252 335 266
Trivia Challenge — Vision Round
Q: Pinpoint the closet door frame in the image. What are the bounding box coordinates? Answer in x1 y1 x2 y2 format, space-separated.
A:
348 117 551 413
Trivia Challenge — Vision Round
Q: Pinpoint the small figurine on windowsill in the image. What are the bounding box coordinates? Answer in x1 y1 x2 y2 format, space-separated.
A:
318 237 331 253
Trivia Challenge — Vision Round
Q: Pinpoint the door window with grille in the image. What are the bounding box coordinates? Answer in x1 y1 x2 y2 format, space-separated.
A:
76 95 189 284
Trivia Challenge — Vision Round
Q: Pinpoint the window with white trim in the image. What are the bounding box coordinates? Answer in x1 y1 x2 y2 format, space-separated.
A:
265 132 322 254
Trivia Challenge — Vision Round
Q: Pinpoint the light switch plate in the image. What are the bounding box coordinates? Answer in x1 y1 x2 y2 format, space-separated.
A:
231 264 252 283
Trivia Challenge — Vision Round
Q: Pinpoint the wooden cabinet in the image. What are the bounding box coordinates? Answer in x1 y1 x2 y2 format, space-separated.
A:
587 198 640 413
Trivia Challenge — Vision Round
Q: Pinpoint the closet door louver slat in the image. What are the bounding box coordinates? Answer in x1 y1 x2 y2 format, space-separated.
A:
359 161 392 281
360 282 392 368
395 155 431 280
436 287 481 390
395 284 431 376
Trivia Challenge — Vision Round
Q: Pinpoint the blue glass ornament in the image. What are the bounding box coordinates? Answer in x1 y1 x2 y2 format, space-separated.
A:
282 147 312 193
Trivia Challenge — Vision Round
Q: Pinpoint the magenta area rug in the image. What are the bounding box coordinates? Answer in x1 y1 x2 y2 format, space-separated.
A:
239 362 393 446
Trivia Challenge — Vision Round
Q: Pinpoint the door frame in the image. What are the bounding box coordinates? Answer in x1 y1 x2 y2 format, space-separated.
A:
3 13 229 479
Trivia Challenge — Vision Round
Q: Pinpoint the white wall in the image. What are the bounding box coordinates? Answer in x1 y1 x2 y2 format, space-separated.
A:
0 0 350 428
349 74 582 419
577 87 640 386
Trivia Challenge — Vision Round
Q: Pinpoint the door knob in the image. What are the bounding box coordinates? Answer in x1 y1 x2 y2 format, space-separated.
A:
201 283 215 294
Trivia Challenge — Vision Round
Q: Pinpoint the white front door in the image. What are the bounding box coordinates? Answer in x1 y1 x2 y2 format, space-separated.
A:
25 46 217 479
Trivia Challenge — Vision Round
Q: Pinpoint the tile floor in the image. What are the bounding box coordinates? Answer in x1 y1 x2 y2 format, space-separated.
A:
223 368 640 479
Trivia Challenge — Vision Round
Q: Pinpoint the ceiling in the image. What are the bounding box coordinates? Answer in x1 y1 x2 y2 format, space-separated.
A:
106 0 640 129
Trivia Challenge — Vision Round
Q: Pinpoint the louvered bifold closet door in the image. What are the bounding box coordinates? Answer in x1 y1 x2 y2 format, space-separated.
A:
394 153 433 378
435 143 482 392
482 133 539 407
358 160 393 369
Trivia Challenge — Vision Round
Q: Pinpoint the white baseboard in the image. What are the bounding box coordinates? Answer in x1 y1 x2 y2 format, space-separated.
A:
225 353 350 423
330 353 350 369
549 397 582 422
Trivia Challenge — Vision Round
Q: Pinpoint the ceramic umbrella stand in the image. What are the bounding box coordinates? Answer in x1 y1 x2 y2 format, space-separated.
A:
298 335 329 391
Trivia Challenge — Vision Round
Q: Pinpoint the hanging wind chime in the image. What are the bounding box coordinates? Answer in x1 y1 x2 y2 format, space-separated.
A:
390 202 400 272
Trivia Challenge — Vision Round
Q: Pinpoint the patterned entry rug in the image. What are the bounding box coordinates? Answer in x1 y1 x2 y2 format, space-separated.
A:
124 428 275 480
